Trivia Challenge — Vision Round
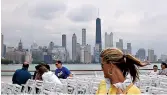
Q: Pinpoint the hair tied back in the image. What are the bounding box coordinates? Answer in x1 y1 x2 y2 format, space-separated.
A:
123 54 127 63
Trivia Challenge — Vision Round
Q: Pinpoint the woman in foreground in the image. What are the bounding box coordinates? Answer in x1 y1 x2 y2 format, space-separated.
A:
96 48 148 95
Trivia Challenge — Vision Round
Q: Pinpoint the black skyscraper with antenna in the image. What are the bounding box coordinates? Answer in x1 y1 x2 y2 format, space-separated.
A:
96 9 102 52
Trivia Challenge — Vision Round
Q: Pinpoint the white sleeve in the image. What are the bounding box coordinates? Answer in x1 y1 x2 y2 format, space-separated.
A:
42 74 46 82
53 74 62 85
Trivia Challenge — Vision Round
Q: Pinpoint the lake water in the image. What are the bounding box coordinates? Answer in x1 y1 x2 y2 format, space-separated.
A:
1 63 162 76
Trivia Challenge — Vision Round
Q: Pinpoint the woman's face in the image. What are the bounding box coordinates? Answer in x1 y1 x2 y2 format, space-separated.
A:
101 58 113 78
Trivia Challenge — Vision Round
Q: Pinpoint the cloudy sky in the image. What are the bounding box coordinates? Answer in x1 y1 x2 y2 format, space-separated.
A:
2 0 167 58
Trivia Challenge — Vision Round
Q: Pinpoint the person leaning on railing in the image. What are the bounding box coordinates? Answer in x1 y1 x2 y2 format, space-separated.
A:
96 48 149 95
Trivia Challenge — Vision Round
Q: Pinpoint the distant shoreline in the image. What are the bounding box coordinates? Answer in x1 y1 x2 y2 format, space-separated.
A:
1 62 161 65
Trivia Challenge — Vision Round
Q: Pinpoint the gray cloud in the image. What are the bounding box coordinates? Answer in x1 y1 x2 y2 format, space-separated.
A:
2 0 167 58
28 0 67 20
67 4 97 22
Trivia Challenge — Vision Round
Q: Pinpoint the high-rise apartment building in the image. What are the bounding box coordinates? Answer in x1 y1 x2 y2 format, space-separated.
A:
82 29 86 46
76 43 81 62
94 44 100 63
135 48 146 61
127 43 132 54
62 34 66 49
116 39 123 51
105 32 113 49
72 33 77 62
1 34 4 57
148 49 155 62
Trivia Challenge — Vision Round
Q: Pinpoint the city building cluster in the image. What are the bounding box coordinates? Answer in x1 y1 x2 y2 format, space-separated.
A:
1 16 167 64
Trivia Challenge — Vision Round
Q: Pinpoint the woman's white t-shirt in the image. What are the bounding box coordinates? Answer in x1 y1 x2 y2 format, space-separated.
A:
42 71 62 85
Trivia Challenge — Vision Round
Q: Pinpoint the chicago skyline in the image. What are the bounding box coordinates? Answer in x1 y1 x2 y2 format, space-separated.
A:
2 31 166 62
2 0 167 58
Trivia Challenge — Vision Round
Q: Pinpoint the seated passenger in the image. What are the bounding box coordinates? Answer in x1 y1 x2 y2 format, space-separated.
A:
158 62 167 75
148 65 158 75
55 60 72 79
12 62 31 85
39 66 62 84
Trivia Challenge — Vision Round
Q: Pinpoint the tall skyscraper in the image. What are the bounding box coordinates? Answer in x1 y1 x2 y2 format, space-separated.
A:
76 43 81 62
82 28 86 46
48 41 54 50
154 55 157 62
72 33 77 62
80 46 85 63
94 44 100 63
96 17 102 52
62 34 66 49
80 44 91 63
18 39 23 51
127 43 132 54
110 32 113 47
119 39 123 51
84 44 91 63
30 43 43 62
116 42 120 49
116 39 123 51
25 50 32 64
136 48 146 61
3 44 6 57
105 32 113 49
1 34 4 57
148 49 155 62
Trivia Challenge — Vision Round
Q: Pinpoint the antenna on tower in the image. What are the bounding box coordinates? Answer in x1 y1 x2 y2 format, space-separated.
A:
98 8 99 18
20 38 22 43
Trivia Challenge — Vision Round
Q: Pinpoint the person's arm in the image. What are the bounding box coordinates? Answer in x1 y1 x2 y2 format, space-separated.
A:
65 67 72 77
69 74 73 77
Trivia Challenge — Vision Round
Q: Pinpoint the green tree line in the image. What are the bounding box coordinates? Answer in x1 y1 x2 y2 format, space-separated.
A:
1 59 13 64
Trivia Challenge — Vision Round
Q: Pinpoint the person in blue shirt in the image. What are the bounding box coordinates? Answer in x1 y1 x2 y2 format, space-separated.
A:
12 62 31 85
55 60 72 79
